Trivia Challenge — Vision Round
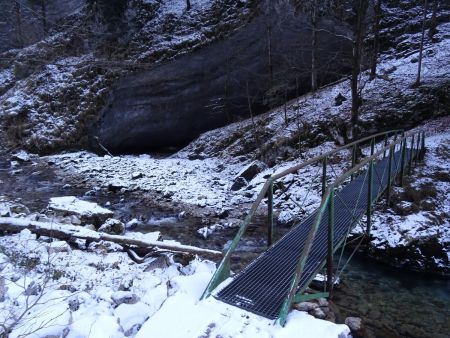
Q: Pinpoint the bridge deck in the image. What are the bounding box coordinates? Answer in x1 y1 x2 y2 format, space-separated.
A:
215 150 411 319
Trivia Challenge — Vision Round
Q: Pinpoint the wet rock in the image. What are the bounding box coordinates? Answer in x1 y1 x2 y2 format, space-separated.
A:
111 291 139 306
345 317 364 337
231 177 248 191
98 219 125 235
236 161 267 181
125 218 141 230
312 307 327 319
294 301 319 312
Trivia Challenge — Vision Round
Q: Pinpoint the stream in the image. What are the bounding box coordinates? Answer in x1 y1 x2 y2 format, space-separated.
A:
0 157 448 338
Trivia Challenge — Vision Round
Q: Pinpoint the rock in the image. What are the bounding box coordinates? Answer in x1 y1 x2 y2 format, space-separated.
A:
68 298 80 311
71 215 82 225
318 298 329 307
98 219 125 235
25 281 41 296
111 291 139 306
46 241 71 254
0 277 6 302
119 275 134 291
125 218 141 230
216 208 230 219
231 177 248 191
48 197 113 226
335 93 347 106
107 180 125 192
114 302 150 336
311 307 327 319
144 256 169 271
293 301 319 312
236 161 267 181
131 172 143 180
11 150 32 162
345 317 364 337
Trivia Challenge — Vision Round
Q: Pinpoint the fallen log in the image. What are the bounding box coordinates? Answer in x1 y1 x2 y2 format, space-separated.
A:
0 217 222 258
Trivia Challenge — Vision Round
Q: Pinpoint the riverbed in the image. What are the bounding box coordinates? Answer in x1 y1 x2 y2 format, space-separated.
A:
0 157 448 338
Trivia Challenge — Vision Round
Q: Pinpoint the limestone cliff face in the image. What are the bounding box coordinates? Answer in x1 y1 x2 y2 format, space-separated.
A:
94 11 351 152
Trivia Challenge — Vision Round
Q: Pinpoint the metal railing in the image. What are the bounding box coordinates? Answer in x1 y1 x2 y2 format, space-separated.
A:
201 129 426 324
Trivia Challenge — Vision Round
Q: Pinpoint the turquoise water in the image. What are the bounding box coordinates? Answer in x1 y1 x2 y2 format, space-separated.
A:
333 254 450 338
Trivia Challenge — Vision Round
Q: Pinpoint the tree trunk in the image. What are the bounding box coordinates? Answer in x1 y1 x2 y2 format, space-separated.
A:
0 218 222 258
351 0 368 128
428 0 439 38
311 0 318 91
415 0 429 87
267 25 273 88
186 0 191 11
41 0 48 36
370 0 382 80
14 1 23 48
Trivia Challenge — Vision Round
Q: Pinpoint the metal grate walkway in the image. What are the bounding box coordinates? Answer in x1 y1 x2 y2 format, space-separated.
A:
215 150 412 319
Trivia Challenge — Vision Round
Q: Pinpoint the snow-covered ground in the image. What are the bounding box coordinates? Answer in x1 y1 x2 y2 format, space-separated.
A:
0 229 349 338
353 117 450 273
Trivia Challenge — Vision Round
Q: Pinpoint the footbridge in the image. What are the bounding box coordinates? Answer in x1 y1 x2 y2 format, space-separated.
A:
201 130 425 325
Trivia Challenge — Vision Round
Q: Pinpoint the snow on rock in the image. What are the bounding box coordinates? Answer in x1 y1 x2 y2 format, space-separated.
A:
48 196 113 225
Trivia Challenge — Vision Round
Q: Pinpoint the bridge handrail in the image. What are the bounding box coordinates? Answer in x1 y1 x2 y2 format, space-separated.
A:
201 129 415 300
277 129 425 325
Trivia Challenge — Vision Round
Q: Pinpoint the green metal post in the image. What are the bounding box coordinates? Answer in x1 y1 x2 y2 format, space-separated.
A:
366 160 374 235
408 134 415 175
268 181 274 247
322 157 327 198
386 145 393 208
327 188 335 293
383 134 388 158
415 133 420 166
400 139 407 187
420 131 425 160
370 138 375 156
351 144 356 181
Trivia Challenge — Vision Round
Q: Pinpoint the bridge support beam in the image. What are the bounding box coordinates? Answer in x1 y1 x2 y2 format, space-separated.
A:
408 134 415 175
268 181 274 247
400 139 407 186
322 157 327 198
327 188 335 293
366 160 374 236
386 145 393 208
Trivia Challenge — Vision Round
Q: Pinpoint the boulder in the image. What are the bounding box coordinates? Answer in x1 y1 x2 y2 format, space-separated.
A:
230 177 248 191
345 317 364 337
98 219 125 235
111 291 139 306
48 196 113 226
294 301 319 312
236 161 267 181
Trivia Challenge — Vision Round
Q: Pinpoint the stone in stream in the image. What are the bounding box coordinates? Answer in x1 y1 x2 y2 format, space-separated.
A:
48 196 113 226
345 317 364 337
98 218 125 235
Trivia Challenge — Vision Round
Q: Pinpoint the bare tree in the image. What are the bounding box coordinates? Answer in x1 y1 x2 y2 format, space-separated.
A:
350 0 369 129
14 0 23 48
369 0 382 80
186 0 191 11
428 0 439 38
414 0 429 87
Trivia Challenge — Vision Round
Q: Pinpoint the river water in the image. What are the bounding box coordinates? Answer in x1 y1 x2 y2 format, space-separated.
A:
0 158 448 338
